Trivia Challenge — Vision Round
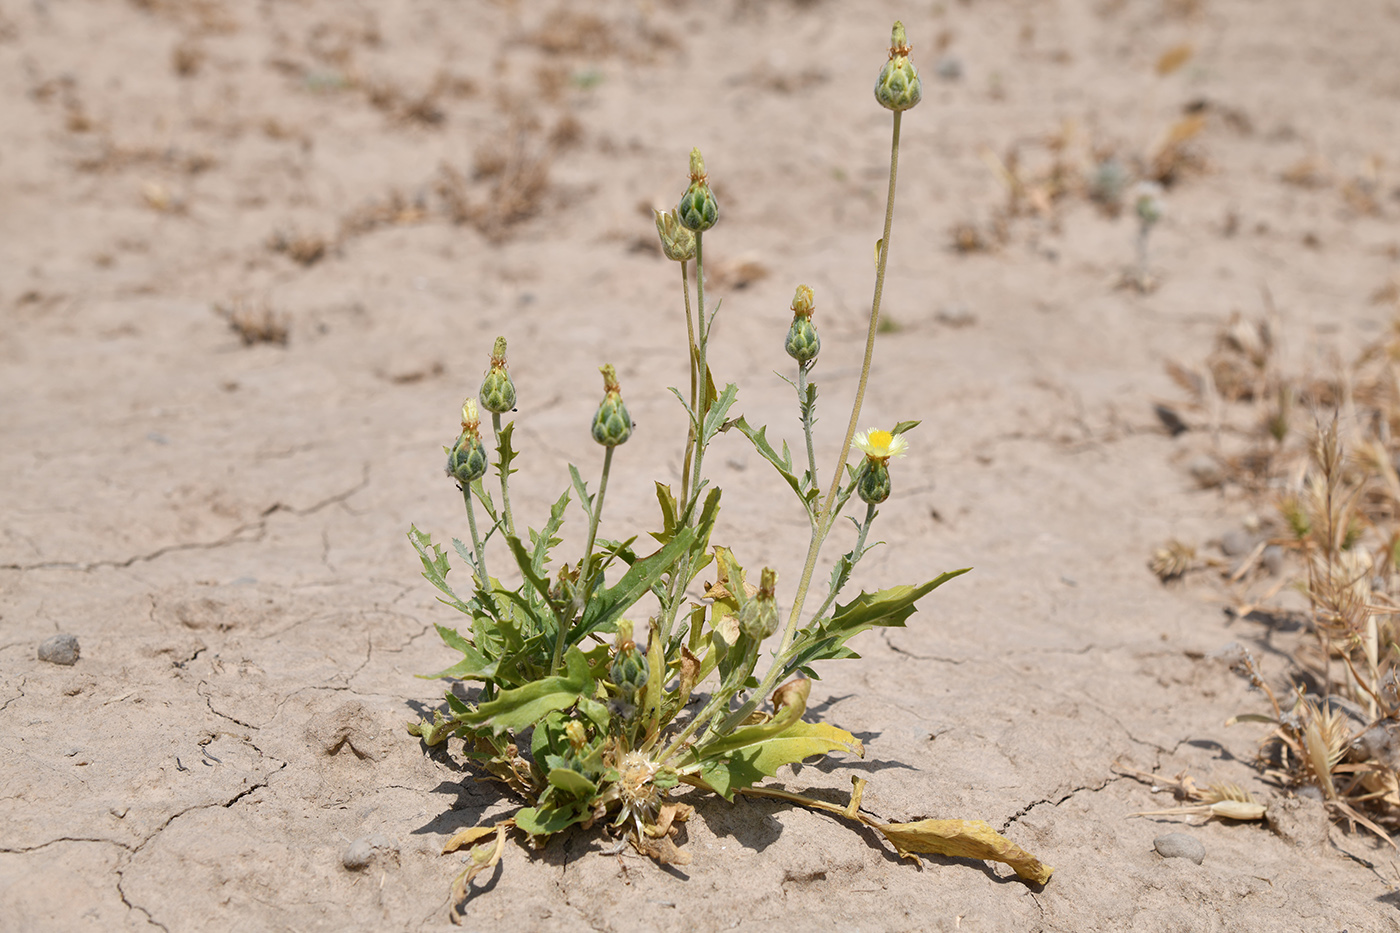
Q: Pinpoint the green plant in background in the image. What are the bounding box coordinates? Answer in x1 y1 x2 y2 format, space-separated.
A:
407 23 1053 910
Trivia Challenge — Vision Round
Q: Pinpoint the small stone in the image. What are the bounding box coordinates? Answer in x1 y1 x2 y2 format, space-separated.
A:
1187 456 1224 489
1261 545 1285 576
38 634 80 666
342 833 398 870
1154 832 1205 864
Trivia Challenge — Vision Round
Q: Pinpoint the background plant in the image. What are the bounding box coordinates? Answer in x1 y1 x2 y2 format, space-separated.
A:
407 23 1052 910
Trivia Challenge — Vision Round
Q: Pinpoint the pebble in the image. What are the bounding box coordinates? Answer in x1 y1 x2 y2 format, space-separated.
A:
1187 456 1224 489
1261 545 1285 576
38 634 80 666
1154 832 1205 865
342 833 398 870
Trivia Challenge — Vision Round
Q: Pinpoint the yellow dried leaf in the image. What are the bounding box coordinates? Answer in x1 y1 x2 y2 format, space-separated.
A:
1156 43 1194 75
442 824 500 854
876 819 1054 885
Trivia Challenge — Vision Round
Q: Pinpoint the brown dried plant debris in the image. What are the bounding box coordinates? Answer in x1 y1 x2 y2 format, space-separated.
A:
267 230 330 266
435 110 578 242
214 298 289 347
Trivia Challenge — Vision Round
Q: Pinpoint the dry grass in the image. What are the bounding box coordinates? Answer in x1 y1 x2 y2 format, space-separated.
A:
1162 309 1400 840
214 297 289 347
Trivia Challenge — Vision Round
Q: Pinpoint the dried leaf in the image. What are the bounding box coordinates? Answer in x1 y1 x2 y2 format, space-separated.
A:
442 823 501 854
1156 43 1194 75
875 819 1054 885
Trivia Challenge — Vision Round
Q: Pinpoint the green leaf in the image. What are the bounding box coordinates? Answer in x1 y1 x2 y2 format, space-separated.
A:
733 417 813 515
530 489 572 579
514 802 591 836
653 482 681 544
572 529 695 642
408 525 471 614
697 719 863 801
494 419 520 477
891 419 921 436
547 767 597 798
701 383 740 444
568 464 593 519
422 623 500 681
829 573 970 631
784 569 971 678
459 646 594 734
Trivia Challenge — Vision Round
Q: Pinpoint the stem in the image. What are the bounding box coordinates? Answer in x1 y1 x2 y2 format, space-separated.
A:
680 261 698 509
554 446 615 674
798 360 818 499
809 502 877 626
779 109 903 658
491 412 516 538
462 486 490 597
687 231 710 516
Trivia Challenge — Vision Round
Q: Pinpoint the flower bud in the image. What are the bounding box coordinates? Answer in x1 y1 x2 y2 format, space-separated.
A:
479 336 517 414
654 208 696 262
591 364 633 447
610 626 650 698
446 399 489 485
677 148 718 232
738 568 779 640
875 22 922 112
784 285 820 364
856 460 891 505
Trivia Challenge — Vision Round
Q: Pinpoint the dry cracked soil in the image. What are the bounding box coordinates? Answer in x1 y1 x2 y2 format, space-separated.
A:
4 1 1400 931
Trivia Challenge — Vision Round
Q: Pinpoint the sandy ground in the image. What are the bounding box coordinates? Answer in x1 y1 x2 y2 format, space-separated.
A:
4 1 1400 930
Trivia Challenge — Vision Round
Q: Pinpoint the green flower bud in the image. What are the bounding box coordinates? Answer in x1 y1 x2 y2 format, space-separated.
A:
479 336 516 413
857 459 891 505
446 399 489 485
738 568 779 640
591 364 633 447
654 208 696 262
677 148 718 232
610 636 650 698
784 284 820 364
875 22 922 112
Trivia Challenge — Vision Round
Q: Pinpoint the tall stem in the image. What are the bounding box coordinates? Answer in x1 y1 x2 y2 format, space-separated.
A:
778 110 903 658
686 231 709 517
553 446 615 674
491 412 516 538
462 486 490 596
680 260 698 509
797 360 818 499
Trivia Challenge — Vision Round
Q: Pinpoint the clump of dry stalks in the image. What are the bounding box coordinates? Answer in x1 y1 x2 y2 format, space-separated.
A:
1157 308 1400 841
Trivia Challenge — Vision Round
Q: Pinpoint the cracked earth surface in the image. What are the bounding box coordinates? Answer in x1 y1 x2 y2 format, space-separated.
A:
4 1 1400 930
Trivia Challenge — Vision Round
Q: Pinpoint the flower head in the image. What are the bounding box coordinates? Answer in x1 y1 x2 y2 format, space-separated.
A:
853 428 908 463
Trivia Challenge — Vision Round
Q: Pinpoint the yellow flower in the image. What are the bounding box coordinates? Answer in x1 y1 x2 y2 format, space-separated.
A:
853 428 908 463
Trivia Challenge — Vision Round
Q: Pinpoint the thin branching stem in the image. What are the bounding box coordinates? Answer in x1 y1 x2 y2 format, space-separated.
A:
778 110 903 659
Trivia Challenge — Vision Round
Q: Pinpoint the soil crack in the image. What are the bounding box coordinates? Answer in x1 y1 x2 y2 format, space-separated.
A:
999 774 1122 833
